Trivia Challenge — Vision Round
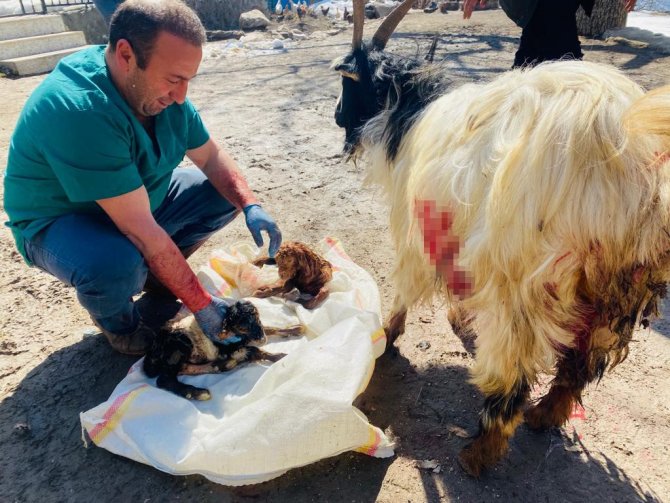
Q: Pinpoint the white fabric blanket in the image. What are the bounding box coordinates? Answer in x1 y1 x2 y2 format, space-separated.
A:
80 237 394 486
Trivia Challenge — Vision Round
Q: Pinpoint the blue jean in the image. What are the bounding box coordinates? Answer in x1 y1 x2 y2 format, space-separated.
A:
24 168 239 334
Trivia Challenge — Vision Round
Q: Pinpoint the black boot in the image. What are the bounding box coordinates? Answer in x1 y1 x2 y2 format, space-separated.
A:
139 240 208 327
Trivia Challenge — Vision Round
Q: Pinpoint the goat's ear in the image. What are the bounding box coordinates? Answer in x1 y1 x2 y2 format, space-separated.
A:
338 70 360 82
220 302 238 331
331 54 360 81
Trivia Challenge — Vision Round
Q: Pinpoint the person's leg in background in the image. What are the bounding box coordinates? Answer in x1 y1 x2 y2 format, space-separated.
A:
513 0 583 68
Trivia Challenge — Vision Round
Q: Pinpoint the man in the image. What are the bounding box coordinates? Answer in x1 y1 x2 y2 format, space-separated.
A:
463 0 637 68
3 0 282 356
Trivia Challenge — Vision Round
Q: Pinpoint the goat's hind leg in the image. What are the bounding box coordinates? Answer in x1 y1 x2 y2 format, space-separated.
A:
525 335 606 430
524 349 584 430
157 373 212 401
214 346 286 371
264 325 306 337
301 286 330 309
144 330 211 401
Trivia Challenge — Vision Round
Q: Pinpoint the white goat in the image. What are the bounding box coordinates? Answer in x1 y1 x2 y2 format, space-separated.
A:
334 0 670 476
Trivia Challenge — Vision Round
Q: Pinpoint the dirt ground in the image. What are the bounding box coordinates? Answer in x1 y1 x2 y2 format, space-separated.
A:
1 9 669 503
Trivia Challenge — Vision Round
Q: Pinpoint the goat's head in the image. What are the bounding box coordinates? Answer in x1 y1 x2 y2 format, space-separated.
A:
333 0 419 156
221 300 266 346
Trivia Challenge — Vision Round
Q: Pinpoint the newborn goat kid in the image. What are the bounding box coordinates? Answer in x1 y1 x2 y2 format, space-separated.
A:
334 0 670 476
253 241 333 309
144 300 283 400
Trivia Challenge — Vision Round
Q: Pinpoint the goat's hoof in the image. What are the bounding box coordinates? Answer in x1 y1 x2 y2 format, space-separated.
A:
194 389 212 401
252 287 272 298
183 387 211 401
457 444 484 478
301 299 320 310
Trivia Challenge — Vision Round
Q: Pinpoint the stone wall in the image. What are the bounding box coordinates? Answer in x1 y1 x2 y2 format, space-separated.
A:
59 0 270 42
185 0 269 30
60 5 108 45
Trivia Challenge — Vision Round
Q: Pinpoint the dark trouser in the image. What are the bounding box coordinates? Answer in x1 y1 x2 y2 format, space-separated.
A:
514 0 583 68
24 168 239 334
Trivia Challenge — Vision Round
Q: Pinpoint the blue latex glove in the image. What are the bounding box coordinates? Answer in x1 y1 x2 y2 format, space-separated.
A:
193 296 229 341
244 204 282 258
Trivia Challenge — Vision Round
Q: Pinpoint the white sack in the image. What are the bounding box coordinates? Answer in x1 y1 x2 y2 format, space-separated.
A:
80 237 394 486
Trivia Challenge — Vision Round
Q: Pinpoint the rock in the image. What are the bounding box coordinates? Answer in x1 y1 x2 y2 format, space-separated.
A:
274 30 292 39
13 422 31 436
272 39 285 50
416 341 431 351
291 29 307 40
368 1 396 18
240 31 267 43
416 459 440 470
440 0 460 10
365 3 379 19
206 30 244 42
239 9 270 31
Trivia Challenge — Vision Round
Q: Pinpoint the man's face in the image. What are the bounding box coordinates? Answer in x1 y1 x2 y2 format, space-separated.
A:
126 31 202 118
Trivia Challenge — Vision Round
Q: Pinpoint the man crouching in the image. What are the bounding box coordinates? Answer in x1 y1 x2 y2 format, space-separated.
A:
3 0 282 355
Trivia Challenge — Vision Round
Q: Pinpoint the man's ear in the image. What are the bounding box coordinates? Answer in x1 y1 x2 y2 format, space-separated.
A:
113 39 136 72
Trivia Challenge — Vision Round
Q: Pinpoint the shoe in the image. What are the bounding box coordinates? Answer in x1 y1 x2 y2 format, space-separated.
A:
94 320 156 356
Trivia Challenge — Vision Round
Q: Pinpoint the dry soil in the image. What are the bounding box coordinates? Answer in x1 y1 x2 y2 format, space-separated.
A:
1 9 669 503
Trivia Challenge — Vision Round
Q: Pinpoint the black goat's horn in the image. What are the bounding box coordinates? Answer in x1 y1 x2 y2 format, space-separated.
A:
352 0 365 50
371 0 414 51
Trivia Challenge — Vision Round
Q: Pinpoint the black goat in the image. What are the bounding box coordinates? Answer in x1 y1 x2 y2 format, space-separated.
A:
143 300 284 400
333 0 449 159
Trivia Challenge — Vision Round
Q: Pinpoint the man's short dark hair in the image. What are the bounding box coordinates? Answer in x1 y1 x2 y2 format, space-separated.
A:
109 0 206 69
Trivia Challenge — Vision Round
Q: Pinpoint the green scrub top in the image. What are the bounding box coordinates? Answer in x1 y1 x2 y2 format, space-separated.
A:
3 45 210 263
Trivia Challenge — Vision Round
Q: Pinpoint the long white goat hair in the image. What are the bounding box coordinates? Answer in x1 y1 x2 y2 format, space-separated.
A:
361 61 670 396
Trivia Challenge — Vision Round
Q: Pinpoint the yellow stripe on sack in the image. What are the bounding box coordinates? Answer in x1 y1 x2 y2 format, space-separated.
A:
371 328 386 344
355 426 382 456
215 282 233 297
209 258 238 288
89 385 150 444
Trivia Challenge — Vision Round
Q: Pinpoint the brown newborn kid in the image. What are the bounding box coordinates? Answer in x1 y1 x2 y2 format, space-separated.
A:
252 242 333 309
